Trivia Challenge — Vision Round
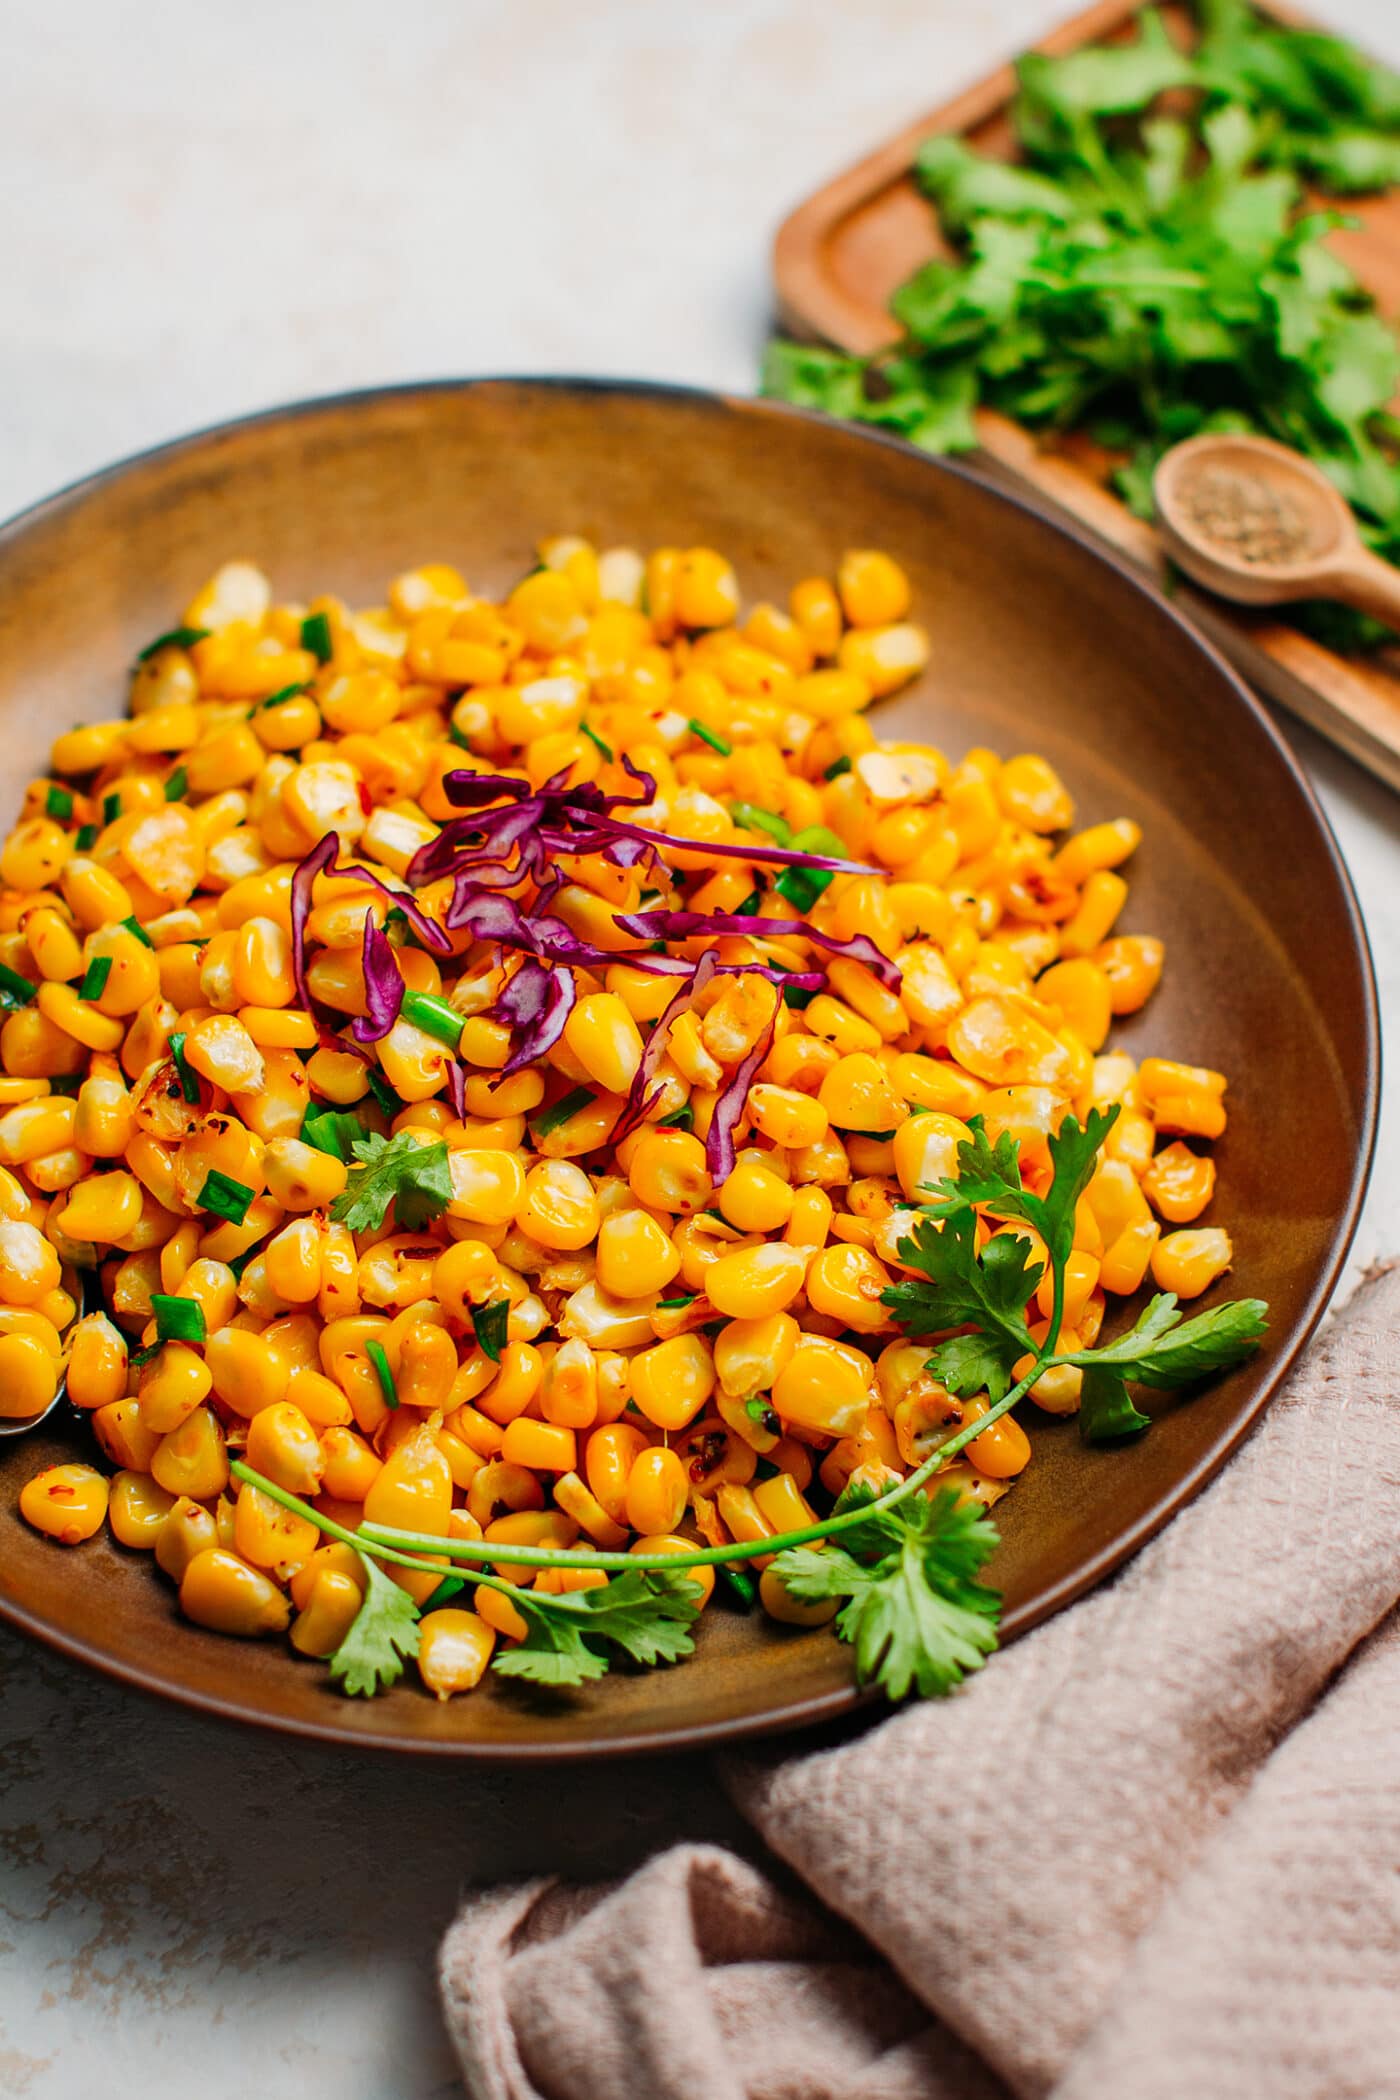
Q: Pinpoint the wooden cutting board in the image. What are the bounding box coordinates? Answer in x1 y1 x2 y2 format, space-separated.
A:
773 0 1400 792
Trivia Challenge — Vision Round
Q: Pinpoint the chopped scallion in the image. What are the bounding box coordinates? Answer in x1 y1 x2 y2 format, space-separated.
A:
78 956 112 1002
199 1168 253 1226
137 625 209 663
400 989 465 1051
365 1337 399 1409
151 1293 207 1346
533 1085 594 1137
168 1030 202 1104
300 611 334 664
74 825 97 851
472 1297 511 1363
45 786 73 822
729 801 792 845
689 721 731 756
102 792 120 826
164 766 188 802
823 755 853 781
581 722 614 761
120 915 154 948
0 962 36 1009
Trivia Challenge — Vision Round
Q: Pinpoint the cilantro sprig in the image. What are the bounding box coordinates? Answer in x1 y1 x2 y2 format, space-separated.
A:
329 1129 452 1233
764 1 1400 648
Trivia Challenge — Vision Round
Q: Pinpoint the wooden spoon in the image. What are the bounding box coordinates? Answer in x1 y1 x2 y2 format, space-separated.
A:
1153 432 1400 633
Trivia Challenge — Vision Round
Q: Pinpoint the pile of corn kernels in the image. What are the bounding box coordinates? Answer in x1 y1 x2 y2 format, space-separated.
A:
5 538 1231 1698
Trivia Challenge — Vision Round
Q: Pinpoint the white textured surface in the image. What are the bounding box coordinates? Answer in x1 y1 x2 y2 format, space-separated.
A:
0 2 1397 2094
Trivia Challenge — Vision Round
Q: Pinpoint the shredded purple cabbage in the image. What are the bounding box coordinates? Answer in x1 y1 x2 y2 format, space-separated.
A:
487 957 578 1079
706 982 781 1184
445 1060 467 1120
290 833 340 1015
614 909 902 990
352 917 406 1044
614 950 720 1144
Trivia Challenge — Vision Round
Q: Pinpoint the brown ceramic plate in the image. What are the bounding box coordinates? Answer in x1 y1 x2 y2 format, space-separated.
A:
0 379 1376 1758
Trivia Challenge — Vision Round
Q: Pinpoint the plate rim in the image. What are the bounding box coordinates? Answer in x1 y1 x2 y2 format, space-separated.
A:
0 373 1379 1759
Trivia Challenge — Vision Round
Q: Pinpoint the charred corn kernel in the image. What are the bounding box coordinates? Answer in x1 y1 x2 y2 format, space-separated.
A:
705 1241 807 1320
290 1568 365 1659
553 1470 629 1550
245 1401 324 1496
0 1096 78 1165
538 1335 598 1428
415 1607 496 1698
74 1070 136 1158
806 1243 894 1333
802 994 882 1057
35 980 124 1052
516 1160 600 1250
52 1170 143 1245
66 1313 128 1408
20 1462 108 1542
1 819 70 891
837 550 911 628
180 1548 291 1637
263 1136 348 1212
1052 817 1141 887
628 1333 716 1432
1030 951 1109 1048
206 1327 289 1417
1026 1361 1084 1416
1142 1142 1216 1223
139 1341 213 1434
624 1445 688 1535
593 1208 680 1299
584 1421 650 1526
1151 1227 1233 1299
783 1186 835 1249
264 1218 322 1304
997 754 1074 833
107 1470 177 1548
24 907 83 983
447 1148 526 1227
184 1013 264 1092
626 1129 711 1215
1095 936 1165 1016
91 1395 160 1470
0 1218 61 1304
752 1470 818 1536
154 1497 219 1581
817 1051 906 1134
233 1479 319 1569
718 1157 793 1233
288 1543 367 1611
965 1407 1032 1480
892 1111 970 1205
151 1404 228 1501
789 576 842 656
837 621 929 697
1059 872 1128 958
746 1084 827 1150
759 1565 839 1626
500 1417 577 1473
1100 1217 1162 1295
773 1335 871 1438
319 1426 382 1501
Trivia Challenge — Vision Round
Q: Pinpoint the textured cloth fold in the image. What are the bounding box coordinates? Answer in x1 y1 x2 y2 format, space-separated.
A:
442 1265 1400 2100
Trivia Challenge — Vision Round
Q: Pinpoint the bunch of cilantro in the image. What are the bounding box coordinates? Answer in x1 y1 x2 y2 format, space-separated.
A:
232 1104 1266 1708
764 0 1400 647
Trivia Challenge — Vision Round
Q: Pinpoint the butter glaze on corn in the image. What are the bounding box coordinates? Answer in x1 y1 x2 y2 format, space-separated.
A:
9 539 1230 1696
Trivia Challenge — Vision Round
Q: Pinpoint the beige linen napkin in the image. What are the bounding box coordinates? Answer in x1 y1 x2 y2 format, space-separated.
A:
441 1263 1400 2100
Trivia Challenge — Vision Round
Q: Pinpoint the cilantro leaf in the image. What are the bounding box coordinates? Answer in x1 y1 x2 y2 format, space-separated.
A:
329 1130 452 1233
1066 1294 1268 1387
1079 1366 1152 1443
327 1552 421 1697
882 1207 1039 1400
491 1569 703 1687
772 1483 1001 1700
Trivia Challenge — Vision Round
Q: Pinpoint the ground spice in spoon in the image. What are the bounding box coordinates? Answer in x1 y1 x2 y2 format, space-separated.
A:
1178 463 1314 566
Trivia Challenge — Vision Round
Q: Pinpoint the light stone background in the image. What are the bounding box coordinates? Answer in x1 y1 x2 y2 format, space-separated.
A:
2 1 1399 2093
